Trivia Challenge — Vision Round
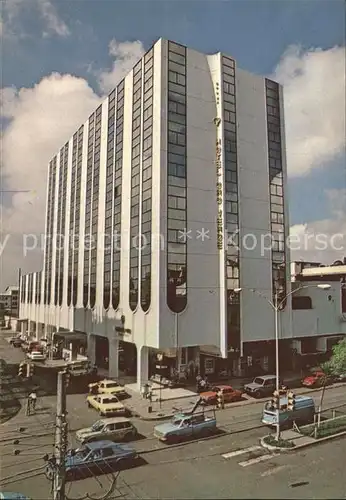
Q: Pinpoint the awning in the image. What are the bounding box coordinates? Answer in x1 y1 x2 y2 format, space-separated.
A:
199 345 222 358
54 331 86 342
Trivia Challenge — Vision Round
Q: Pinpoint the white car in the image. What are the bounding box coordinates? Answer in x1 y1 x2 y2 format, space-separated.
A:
27 350 46 361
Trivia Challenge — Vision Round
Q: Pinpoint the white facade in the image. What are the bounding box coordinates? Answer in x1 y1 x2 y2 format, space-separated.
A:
19 39 345 383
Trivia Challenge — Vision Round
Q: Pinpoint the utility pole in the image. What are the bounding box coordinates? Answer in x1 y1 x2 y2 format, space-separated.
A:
274 290 281 441
53 371 68 500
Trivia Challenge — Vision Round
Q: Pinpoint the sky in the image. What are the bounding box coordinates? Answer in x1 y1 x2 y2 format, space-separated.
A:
1 0 345 288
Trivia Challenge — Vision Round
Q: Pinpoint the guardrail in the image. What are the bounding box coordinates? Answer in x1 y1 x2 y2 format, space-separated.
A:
319 402 346 419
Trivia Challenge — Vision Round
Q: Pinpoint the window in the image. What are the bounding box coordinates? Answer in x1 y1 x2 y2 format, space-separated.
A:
167 43 187 313
292 296 312 310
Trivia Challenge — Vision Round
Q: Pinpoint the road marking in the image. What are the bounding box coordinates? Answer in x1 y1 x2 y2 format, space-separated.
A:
222 446 262 459
261 465 287 477
238 453 278 467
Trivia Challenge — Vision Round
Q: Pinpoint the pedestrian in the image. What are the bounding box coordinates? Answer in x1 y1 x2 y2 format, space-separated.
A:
196 374 202 392
27 391 37 415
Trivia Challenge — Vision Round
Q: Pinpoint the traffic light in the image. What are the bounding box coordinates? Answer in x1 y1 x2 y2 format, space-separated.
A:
26 363 34 378
287 391 296 411
272 390 280 409
18 362 26 377
63 369 70 388
217 391 225 409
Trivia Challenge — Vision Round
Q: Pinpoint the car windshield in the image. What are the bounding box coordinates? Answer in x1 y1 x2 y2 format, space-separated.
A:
91 421 104 432
173 419 182 426
254 378 264 385
72 448 89 460
106 383 119 388
265 402 275 411
103 397 118 404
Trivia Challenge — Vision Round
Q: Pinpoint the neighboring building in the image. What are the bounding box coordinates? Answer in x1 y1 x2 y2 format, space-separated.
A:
18 38 345 387
0 286 19 317
287 260 346 370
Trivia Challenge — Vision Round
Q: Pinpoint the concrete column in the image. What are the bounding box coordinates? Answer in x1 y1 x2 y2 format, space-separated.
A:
87 334 96 366
28 320 33 337
20 321 25 336
35 321 39 340
233 357 242 377
137 345 149 391
109 337 119 379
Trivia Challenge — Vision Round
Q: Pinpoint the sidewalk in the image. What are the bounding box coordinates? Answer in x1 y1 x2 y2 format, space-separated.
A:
125 385 200 420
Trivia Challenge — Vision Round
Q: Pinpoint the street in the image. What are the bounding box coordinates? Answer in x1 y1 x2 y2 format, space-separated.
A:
1 332 346 499
1 419 346 499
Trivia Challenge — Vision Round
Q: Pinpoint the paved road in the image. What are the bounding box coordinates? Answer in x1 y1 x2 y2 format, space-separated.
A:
1 331 346 498
1 421 345 499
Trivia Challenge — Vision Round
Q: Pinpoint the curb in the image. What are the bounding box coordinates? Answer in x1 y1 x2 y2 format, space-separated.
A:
260 430 346 453
260 436 294 452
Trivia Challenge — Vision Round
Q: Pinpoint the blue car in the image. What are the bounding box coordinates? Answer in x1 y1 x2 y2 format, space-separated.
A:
45 440 138 481
0 494 30 500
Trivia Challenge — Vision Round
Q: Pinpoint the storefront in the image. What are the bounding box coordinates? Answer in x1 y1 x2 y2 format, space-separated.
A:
53 330 88 362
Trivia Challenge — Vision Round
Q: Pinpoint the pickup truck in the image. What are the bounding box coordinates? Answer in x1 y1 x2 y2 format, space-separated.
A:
154 412 217 443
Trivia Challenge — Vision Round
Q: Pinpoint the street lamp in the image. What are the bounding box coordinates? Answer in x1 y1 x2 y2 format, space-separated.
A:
234 283 331 441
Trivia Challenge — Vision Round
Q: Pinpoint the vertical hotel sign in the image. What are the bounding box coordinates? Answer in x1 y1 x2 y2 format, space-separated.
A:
215 137 223 249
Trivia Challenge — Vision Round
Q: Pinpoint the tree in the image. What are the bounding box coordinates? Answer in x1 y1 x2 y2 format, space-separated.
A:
316 339 346 432
323 339 346 376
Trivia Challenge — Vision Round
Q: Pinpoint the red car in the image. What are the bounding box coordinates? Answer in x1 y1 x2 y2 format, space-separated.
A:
301 371 331 388
200 385 242 405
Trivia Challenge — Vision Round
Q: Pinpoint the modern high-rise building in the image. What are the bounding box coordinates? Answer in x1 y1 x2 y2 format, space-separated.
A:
19 38 294 386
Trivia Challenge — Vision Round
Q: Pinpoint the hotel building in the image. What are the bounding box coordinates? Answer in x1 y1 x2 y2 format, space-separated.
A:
19 39 345 387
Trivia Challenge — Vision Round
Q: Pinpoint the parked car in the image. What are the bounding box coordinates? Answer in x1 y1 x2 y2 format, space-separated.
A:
0 493 31 500
27 350 46 361
154 411 217 443
10 337 24 347
9 335 22 345
244 375 282 399
23 341 43 353
262 395 315 428
87 394 128 417
200 385 242 405
301 371 332 388
76 417 137 444
88 379 127 398
45 440 138 481
66 360 92 377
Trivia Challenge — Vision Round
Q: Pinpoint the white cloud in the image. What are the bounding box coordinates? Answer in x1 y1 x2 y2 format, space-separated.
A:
0 74 102 287
39 0 70 37
2 0 70 38
0 40 145 288
289 189 346 264
97 39 145 94
273 45 346 177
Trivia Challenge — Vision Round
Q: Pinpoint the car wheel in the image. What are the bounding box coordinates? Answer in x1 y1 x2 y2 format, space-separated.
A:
87 402 92 408
254 390 262 399
66 469 75 481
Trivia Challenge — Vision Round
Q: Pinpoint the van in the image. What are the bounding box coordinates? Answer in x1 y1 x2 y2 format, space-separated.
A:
262 395 315 428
